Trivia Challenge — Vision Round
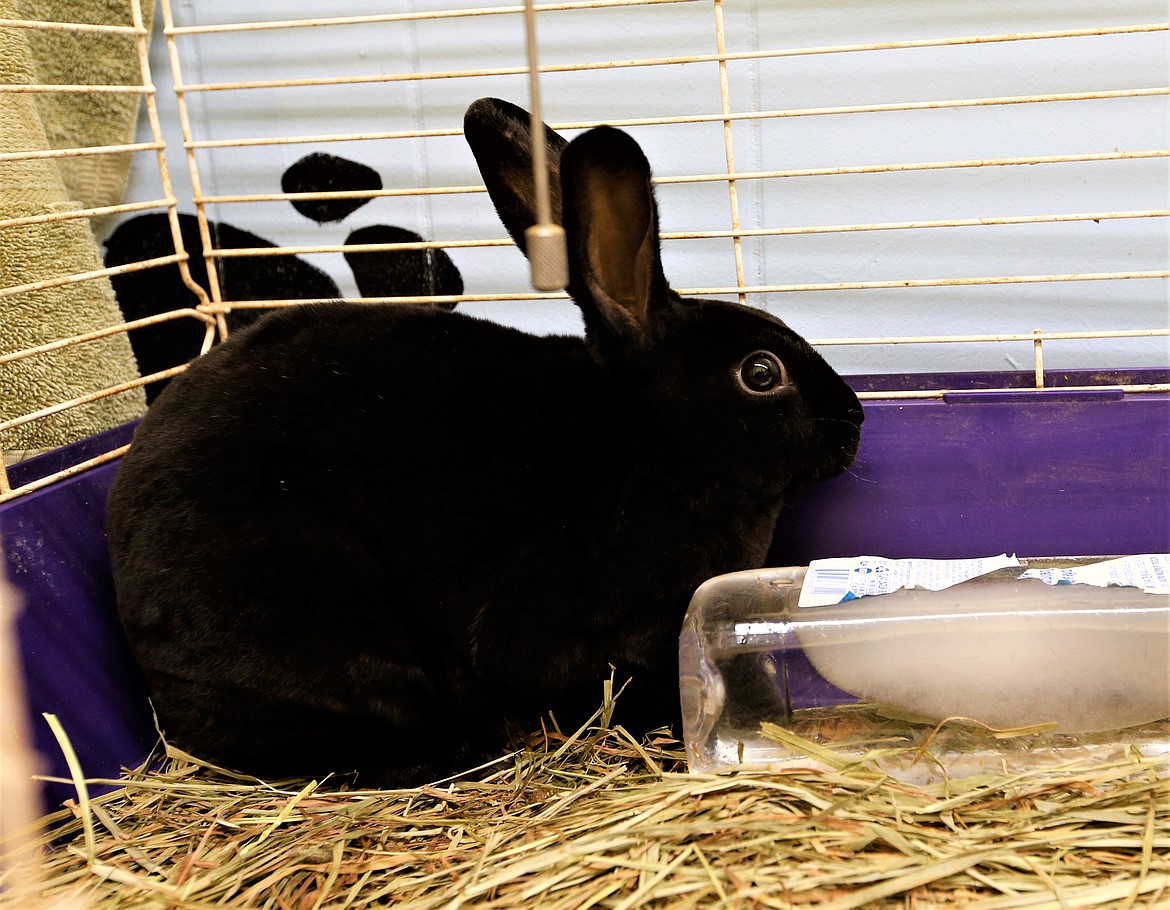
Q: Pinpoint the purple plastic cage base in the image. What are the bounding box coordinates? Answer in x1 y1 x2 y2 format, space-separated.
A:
770 367 1169 564
2 421 154 815
3 369 1167 813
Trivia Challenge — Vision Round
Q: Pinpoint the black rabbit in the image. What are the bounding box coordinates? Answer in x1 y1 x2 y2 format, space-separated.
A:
106 98 863 785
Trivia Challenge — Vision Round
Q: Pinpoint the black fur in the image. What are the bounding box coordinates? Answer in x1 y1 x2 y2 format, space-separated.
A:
104 213 338 401
106 99 863 785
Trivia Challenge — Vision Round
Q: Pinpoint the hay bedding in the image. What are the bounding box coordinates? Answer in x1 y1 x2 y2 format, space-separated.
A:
3 687 1168 910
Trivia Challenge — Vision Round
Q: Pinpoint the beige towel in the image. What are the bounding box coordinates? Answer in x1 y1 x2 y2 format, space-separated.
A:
0 7 147 457
16 0 154 225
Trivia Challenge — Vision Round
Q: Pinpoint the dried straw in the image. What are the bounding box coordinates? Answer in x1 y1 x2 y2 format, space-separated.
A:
2 681 1167 910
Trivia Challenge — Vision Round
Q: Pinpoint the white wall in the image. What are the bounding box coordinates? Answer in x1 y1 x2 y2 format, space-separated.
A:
123 0 1169 377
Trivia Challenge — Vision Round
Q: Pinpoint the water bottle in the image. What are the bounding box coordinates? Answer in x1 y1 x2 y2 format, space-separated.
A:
679 554 1170 782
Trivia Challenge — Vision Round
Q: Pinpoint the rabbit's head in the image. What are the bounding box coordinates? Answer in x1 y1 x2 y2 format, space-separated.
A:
465 98 862 497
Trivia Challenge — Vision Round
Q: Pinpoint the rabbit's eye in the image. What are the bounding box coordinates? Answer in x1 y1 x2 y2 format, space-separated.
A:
738 351 786 393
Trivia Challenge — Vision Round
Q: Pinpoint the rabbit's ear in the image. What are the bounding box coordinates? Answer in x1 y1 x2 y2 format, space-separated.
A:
560 126 670 349
464 97 568 256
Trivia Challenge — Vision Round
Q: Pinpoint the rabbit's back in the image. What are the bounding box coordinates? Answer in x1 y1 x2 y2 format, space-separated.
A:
109 300 602 603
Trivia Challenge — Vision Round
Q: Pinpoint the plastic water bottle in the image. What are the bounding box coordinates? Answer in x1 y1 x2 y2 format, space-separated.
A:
679 555 1170 782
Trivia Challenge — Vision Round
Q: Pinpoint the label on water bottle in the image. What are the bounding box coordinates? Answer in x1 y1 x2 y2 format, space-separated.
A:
1019 553 1170 595
798 554 1020 608
798 553 1170 608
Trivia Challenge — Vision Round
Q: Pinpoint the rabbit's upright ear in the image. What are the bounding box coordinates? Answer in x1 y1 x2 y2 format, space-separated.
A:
464 98 568 256
560 126 671 350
